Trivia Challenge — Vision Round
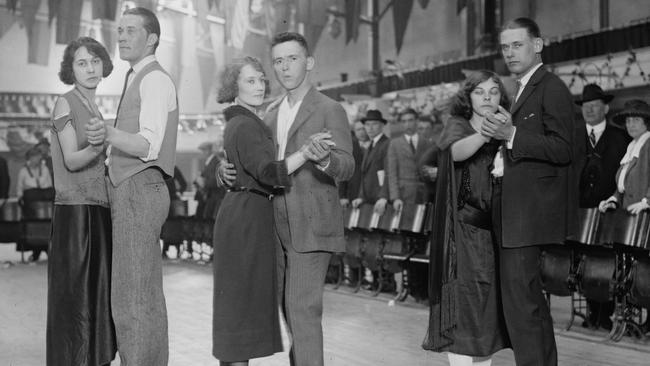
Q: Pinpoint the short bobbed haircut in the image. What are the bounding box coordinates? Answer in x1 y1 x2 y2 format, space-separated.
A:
58 37 113 85
450 70 511 121
501 17 541 38
271 31 310 56
123 7 161 51
217 56 269 104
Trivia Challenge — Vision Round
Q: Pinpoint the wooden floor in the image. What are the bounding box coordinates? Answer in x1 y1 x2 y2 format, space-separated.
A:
1 245 649 366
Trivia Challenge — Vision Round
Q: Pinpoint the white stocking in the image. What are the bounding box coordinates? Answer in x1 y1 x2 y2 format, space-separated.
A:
447 353 492 366
447 353 472 366
473 357 492 366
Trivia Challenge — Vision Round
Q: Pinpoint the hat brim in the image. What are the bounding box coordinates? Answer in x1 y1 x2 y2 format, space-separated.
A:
360 117 387 124
612 110 650 125
574 94 614 106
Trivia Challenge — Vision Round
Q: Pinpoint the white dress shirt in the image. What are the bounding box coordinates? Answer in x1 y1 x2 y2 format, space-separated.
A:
617 131 650 193
370 133 383 148
492 63 544 177
405 133 418 151
107 55 177 164
587 120 607 146
276 96 303 159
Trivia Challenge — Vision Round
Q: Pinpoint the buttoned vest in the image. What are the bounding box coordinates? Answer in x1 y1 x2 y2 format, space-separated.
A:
108 61 179 186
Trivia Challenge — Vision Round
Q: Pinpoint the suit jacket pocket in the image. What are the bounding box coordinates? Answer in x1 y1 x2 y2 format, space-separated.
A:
309 187 342 236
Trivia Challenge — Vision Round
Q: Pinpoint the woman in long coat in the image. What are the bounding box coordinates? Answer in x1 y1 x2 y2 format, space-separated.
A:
211 56 331 365
423 70 511 366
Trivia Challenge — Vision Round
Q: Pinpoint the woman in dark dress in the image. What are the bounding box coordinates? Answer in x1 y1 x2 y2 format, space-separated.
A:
47 37 116 365
423 70 511 366
212 56 331 365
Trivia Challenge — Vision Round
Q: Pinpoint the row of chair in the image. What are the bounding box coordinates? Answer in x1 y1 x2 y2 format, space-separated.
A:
0 199 52 262
326 202 433 301
540 208 650 341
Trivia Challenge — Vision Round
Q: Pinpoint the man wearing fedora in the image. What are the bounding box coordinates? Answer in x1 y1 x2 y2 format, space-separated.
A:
575 84 630 330
351 109 390 291
351 109 390 210
577 84 630 209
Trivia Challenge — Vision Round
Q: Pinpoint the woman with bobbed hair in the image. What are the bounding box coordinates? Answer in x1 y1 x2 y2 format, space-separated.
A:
47 36 116 366
211 56 332 365
599 99 650 215
423 70 511 366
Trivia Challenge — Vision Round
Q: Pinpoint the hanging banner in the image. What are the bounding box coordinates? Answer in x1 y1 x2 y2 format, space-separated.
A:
229 0 250 50
92 0 118 20
55 0 84 44
296 0 329 52
392 0 414 54
345 0 361 44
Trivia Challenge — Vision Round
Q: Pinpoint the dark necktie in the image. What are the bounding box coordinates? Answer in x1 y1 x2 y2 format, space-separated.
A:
513 79 522 103
589 129 597 147
408 136 416 153
114 68 134 126
363 141 374 168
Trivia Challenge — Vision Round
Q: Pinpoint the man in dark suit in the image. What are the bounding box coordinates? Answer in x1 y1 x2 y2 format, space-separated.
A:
339 121 367 207
576 84 630 209
351 109 390 210
575 84 629 329
481 17 576 366
349 109 389 291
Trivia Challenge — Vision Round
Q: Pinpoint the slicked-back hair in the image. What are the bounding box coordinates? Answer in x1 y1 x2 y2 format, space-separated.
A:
450 70 511 121
59 37 113 85
217 56 269 104
501 17 541 39
271 32 310 56
399 108 419 121
123 7 161 51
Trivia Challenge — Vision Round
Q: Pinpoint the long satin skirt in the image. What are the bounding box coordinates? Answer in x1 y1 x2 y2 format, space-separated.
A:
46 204 117 366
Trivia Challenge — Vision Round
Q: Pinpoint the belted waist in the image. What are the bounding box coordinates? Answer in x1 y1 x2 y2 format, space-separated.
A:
227 186 274 201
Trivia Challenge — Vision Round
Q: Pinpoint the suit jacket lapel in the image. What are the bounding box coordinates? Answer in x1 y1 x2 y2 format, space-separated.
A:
287 87 318 143
414 135 424 156
510 66 546 117
363 135 387 172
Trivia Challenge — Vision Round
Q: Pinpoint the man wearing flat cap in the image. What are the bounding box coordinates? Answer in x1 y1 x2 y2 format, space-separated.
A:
576 84 629 330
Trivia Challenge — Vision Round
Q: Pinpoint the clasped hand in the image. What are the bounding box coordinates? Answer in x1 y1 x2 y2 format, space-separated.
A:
85 117 107 146
300 132 335 163
598 199 649 215
481 105 514 141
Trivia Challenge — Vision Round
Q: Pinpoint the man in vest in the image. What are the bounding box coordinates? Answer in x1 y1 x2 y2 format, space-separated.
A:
86 7 178 366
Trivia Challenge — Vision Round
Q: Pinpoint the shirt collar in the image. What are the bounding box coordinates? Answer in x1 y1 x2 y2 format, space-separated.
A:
371 133 384 145
131 55 156 74
280 94 304 110
587 120 607 134
518 62 543 89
